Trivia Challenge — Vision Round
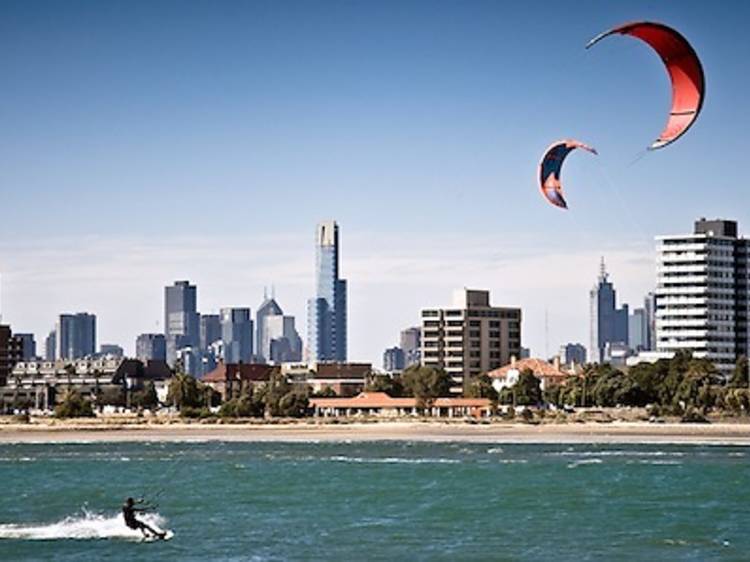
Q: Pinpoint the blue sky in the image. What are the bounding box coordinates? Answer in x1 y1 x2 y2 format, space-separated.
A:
0 0 747 362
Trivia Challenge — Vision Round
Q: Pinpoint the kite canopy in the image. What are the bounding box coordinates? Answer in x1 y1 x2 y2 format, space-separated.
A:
587 21 705 150
538 140 597 210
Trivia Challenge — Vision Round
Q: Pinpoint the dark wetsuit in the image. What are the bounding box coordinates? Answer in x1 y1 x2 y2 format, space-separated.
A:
122 501 162 537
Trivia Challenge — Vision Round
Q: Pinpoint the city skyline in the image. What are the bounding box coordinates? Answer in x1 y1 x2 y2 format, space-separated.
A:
0 220 727 365
1 1 748 364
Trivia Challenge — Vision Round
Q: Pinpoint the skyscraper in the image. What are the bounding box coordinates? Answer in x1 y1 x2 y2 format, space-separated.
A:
56 313 96 359
200 314 221 351
256 292 283 363
264 314 302 364
589 259 629 364
136 333 167 362
383 347 405 372
99 344 124 358
643 291 657 351
13 333 36 361
400 327 421 367
44 330 56 361
307 221 347 362
220 307 253 364
656 218 749 375
628 308 649 352
560 343 587 365
164 281 199 366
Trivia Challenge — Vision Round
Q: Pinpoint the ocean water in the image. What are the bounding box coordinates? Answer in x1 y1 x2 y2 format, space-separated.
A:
0 441 748 561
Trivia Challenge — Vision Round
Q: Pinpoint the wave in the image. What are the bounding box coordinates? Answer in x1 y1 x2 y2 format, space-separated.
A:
0 510 167 541
326 455 461 465
567 458 603 468
550 450 684 458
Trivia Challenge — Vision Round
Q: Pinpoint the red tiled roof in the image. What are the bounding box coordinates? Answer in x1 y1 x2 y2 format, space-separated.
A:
310 391 490 409
487 358 569 380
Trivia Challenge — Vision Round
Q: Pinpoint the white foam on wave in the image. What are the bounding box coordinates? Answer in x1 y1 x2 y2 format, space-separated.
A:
567 458 603 468
0 510 167 541
327 455 461 465
550 450 684 458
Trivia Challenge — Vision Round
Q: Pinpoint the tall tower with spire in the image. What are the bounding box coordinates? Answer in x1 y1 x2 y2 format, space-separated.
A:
307 221 347 363
589 258 629 363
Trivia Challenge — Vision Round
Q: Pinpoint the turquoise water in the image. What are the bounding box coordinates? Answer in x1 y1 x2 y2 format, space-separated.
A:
1 441 749 561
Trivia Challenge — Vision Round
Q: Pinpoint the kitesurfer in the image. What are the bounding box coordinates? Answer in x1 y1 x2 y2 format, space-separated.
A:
122 497 165 539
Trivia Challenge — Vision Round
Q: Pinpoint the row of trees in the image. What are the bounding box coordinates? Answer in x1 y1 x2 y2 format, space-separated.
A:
526 352 750 415
167 371 310 419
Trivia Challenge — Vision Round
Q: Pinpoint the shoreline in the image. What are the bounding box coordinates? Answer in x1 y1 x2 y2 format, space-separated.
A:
1 420 750 445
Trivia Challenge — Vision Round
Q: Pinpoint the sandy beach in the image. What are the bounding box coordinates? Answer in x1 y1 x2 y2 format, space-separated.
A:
1 420 750 445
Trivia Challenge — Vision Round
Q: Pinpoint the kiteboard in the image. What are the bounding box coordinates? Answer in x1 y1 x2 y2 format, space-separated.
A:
142 530 174 543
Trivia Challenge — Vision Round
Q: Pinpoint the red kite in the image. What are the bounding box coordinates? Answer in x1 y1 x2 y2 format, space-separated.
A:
587 21 705 150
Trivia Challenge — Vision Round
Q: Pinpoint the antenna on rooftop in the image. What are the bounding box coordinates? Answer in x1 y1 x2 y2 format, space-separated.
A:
544 307 549 360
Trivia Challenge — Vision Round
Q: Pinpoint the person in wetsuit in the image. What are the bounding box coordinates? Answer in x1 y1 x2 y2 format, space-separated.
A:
122 497 165 538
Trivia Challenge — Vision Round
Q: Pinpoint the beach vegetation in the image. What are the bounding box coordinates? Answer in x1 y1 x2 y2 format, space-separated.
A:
366 373 405 397
465 374 499 404
400 366 452 409
131 382 159 410
262 372 310 418
219 387 265 418
54 389 95 418
512 369 542 406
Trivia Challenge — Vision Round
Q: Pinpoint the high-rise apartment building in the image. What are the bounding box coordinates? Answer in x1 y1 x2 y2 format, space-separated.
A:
656 218 749 375
589 260 629 364
56 313 96 359
164 281 199 365
307 221 347 362
220 308 253 364
136 333 167 362
421 289 522 395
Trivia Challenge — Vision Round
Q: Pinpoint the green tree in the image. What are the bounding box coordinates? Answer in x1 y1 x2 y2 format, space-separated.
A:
401 366 452 409
96 386 126 408
167 373 209 410
219 386 265 418
312 386 338 398
54 389 95 418
465 374 499 404
513 369 542 406
365 373 404 397
543 383 563 408
131 382 159 410
261 372 310 417
729 356 749 388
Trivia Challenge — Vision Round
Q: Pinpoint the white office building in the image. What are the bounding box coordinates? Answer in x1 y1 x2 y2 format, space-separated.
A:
655 218 749 376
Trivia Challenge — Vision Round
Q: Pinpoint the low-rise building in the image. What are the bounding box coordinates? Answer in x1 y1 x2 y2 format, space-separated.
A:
487 357 570 392
306 362 371 397
1 358 170 411
310 391 492 418
202 362 277 401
